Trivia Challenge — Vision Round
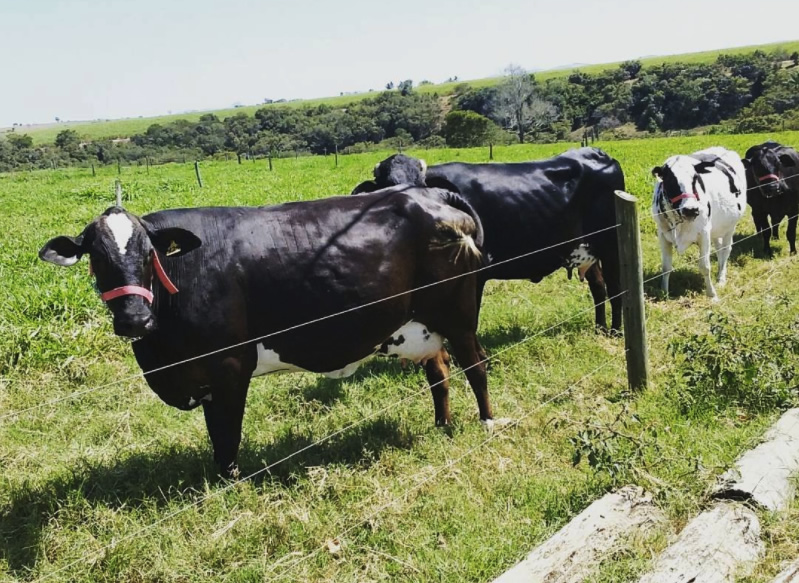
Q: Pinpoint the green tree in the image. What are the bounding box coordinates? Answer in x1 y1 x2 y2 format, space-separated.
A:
55 129 80 150
7 133 33 150
443 110 494 147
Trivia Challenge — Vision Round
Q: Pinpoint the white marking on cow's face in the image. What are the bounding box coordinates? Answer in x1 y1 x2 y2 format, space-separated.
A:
104 213 134 256
379 321 443 365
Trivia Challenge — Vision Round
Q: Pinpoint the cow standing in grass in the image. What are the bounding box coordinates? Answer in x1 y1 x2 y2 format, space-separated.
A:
352 148 625 333
743 141 799 257
651 146 746 300
39 188 495 477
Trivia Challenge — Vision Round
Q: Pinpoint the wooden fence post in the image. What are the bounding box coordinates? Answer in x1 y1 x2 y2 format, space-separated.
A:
194 161 203 188
489 142 494 161
334 144 338 167
117 158 121 174
115 178 122 207
268 151 273 171
614 190 649 390
91 163 96 177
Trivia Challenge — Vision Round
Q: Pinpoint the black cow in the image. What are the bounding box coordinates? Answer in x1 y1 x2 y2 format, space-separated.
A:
39 187 494 476
743 141 799 256
352 149 625 332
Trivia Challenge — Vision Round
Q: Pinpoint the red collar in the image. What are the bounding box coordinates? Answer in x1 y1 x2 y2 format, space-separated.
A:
92 250 179 304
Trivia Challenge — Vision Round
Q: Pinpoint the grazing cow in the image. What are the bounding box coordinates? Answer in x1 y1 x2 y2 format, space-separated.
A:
39 187 494 476
743 141 799 256
651 147 746 300
351 149 625 332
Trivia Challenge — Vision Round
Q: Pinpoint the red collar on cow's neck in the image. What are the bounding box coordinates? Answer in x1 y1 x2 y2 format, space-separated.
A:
91 250 179 304
669 192 700 204
758 173 781 183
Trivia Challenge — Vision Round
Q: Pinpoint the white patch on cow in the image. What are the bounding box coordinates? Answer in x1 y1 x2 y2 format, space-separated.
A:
381 321 443 365
419 158 427 176
251 320 443 380
252 345 370 379
567 244 596 281
104 213 134 256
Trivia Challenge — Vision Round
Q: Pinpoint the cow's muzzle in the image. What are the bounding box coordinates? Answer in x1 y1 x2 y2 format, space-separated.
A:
680 206 701 219
113 313 156 338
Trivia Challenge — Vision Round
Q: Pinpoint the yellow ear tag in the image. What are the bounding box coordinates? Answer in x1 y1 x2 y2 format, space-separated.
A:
166 241 181 256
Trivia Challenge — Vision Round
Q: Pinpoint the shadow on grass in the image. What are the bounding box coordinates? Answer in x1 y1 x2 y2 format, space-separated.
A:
0 417 412 575
644 267 705 300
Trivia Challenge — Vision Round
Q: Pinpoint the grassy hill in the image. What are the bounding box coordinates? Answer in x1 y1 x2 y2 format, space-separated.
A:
6 39 799 146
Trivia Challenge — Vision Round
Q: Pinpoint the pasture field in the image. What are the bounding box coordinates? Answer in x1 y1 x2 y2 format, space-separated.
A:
3 133 799 582
8 39 799 146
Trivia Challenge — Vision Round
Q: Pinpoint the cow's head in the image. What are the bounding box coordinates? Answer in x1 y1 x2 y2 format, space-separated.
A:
351 154 460 195
652 156 714 220
743 142 795 199
39 207 201 338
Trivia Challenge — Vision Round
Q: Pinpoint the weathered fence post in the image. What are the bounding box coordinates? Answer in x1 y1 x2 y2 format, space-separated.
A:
614 190 649 390
489 142 494 161
334 144 338 167
194 161 203 188
268 150 273 171
91 163 96 177
117 158 121 174
114 178 122 207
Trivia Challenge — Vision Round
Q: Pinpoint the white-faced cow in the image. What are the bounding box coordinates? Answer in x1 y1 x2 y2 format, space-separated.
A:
351 148 625 333
39 187 495 476
743 141 799 256
651 146 746 300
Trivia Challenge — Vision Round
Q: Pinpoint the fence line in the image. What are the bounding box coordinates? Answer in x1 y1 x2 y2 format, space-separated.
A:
28 287 631 583
0 224 620 421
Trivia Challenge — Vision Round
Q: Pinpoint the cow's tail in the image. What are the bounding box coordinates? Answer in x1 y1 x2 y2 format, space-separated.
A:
433 190 486 268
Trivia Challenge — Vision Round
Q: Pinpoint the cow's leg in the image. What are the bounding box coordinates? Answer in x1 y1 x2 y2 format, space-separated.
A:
786 213 797 255
424 348 452 426
753 211 772 256
201 358 250 478
698 231 717 300
447 333 493 423
585 263 608 333
658 231 674 296
772 217 780 240
715 232 733 288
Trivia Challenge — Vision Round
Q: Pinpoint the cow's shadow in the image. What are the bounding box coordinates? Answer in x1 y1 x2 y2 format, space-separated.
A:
644 266 706 300
0 417 412 575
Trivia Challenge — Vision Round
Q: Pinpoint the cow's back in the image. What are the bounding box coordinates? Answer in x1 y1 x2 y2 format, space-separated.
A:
426 148 623 280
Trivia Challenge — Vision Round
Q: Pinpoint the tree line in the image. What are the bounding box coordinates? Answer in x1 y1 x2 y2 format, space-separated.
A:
2 48 798 172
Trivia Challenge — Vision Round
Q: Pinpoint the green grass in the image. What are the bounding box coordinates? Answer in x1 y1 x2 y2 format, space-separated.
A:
7 39 799 146
3 133 799 581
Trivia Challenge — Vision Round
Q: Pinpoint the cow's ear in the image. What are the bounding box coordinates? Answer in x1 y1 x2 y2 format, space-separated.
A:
779 154 797 168
694 161 715 174
351 180 379 195
651 166 663 179
742 158 751 169
39 235 84 267
146 225 202 258
425 176 460 194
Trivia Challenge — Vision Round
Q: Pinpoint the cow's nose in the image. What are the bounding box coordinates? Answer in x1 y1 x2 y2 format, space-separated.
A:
114 314 156 338
681 206 700 219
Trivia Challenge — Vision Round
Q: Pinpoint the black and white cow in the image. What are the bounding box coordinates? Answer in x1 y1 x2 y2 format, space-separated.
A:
743 141 799 256
39 187 495 476
651 147 746 300
351 149 625 332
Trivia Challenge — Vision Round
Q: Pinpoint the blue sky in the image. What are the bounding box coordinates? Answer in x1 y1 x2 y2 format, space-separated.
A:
2 0 797 127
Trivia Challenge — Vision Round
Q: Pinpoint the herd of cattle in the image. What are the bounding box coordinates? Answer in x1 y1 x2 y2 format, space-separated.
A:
38 140 799 476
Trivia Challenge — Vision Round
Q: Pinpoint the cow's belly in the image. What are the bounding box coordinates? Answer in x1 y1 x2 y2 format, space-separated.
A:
252 321 444 379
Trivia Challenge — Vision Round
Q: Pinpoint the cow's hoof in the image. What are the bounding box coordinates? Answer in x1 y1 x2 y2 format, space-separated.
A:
220 462 241 480
717 278 727 288
481 418 513 432
709 295 720 304
791 250 797 257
